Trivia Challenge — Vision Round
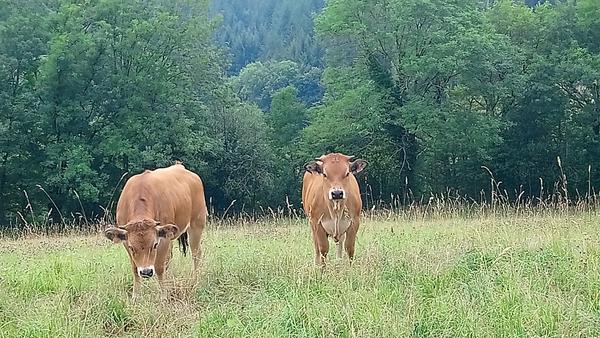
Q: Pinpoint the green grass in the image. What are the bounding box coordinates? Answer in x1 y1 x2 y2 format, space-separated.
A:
0 213 599 337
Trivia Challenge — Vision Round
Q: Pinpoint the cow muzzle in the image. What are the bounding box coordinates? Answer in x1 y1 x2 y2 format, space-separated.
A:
137 266 155 278
329 188 346 201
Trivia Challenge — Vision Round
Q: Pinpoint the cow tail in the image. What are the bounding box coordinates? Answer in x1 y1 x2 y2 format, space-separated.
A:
178 231 189 256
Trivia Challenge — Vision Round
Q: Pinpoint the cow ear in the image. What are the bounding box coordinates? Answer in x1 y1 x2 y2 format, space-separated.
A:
350 159 368 174
304 161 322 174
156 224 179 240
105 227 127 243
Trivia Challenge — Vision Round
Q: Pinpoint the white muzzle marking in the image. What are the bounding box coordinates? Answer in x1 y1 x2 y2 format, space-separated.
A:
329 188 346 201
137 265 155 278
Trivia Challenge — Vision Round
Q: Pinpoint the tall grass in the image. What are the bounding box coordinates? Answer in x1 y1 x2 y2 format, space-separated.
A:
4 178 600 238
4 157 600 236
0 212 598 337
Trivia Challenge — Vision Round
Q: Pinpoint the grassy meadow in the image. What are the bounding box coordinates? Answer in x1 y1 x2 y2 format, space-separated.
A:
0 212 598 337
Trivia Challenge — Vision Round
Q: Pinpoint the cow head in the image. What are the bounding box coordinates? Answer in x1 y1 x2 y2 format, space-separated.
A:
104 219 178 278
305 153 367 203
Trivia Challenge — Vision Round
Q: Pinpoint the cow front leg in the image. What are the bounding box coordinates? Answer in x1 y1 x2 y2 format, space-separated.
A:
311 220 329 266
345 219 359 263
156 273 168 301
155 271 171 302
130 264 141 301
335 232 346 260
155 241 173 300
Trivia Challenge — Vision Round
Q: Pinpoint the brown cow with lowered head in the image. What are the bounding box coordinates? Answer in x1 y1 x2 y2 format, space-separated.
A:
104 162 207 300
302 153 367 265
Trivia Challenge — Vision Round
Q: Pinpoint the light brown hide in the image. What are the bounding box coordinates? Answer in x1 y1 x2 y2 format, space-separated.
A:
301 153 367 265
105 163 207 299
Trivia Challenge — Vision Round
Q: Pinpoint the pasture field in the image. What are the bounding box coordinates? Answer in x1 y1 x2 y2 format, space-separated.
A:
0 213 599 337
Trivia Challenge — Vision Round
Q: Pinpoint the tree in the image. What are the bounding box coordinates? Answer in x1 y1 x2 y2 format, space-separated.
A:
0 0 51 224
211 0 324 73
0 0 280 224
312 0 517 198
230 60 323 111
488 0 600 197
270 86 307 145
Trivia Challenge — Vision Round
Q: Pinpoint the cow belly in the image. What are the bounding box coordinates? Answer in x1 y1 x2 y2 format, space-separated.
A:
320 218 351 237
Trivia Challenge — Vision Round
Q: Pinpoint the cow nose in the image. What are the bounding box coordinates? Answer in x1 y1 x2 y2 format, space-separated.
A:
331 190 344 200
139 268 154 278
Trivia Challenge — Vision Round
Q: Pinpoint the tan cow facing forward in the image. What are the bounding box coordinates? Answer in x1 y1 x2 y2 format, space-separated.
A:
302 153 367 265
104 162 207 299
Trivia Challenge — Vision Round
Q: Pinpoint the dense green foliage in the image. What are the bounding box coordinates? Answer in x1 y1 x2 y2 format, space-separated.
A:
230 60 323 110
311 0 600 200
0 0 599 225
210 0 324 73
0 0 278 224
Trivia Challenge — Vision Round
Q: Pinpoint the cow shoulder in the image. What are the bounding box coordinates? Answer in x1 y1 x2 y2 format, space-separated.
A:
304 172 329 216
346 174 363 215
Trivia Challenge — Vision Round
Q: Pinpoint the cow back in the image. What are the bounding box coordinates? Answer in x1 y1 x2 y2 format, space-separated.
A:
116 164 207 231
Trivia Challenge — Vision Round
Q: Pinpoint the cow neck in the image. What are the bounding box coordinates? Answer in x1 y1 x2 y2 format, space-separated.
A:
130 196 156 222
315 177 348 241
325 199 347 242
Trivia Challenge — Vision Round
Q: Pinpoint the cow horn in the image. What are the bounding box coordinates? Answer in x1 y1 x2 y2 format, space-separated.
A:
348 155 356 161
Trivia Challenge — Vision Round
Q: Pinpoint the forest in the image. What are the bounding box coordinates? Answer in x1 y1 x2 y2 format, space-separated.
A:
0 0 599 226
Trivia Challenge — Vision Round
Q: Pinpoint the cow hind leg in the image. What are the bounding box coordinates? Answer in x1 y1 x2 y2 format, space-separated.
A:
312 221 329 266
188 214 206 274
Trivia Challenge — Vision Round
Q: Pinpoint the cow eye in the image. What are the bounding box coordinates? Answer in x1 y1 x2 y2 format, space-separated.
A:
322 173 327 178
345 172 350 177
128 245 135 253
153 242 159 249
